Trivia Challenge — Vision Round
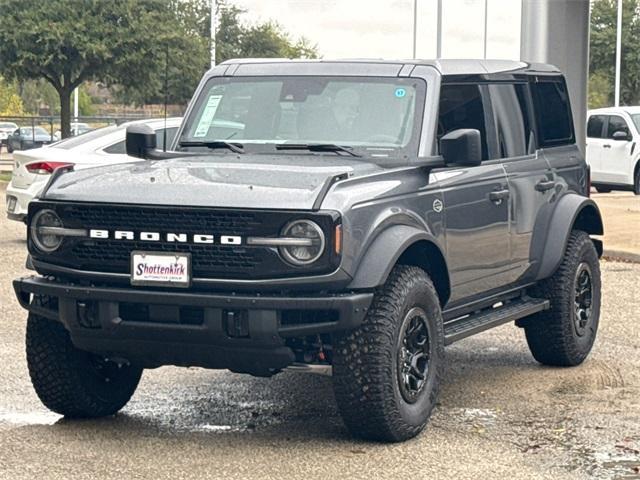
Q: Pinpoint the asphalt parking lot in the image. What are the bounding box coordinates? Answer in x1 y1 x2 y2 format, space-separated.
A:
1 192 639 480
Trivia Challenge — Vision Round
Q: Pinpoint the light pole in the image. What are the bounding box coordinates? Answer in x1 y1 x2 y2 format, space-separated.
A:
614 0 622 106
210 0 217 68
412 0 418 58
436 0 442 58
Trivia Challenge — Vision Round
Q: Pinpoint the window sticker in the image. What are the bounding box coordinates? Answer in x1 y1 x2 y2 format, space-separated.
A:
395 88 406 98
193 94 223 137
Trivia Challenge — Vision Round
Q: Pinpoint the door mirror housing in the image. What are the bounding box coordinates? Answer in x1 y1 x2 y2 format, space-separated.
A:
126 124 157 159
440 129 482 167
612 130 631 141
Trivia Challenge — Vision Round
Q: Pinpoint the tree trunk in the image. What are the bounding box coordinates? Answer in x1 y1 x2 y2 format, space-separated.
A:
59 88 72 139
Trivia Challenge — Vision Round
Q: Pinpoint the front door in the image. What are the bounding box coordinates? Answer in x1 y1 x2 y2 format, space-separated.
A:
436 165 511 302
601 115 634 184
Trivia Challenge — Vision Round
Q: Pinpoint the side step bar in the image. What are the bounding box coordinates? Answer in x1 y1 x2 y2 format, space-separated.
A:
443 297 549 345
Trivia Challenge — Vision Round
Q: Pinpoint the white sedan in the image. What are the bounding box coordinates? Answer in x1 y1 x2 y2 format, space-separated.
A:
6 117 182 222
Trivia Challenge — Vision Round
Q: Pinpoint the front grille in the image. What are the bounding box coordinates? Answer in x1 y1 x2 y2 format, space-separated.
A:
30 202 340 280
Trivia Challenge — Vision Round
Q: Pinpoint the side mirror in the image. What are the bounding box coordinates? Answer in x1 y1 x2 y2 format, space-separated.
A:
126 124 157 159
612 130 630 141
440 129 482 167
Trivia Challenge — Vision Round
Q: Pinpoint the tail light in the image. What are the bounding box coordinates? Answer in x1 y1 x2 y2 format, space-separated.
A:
25 161 74 175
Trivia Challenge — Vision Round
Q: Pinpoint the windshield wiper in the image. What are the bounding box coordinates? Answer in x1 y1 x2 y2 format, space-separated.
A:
275 143 361 157
179 140 244 154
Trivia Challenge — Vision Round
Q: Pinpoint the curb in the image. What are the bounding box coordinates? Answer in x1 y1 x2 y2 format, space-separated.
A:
602 249 640 264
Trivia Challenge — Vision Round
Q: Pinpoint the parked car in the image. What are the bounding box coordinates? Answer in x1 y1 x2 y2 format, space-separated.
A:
6 126 54 152
13 60 603 443
0 121 18 145
5 117 181 222
53 122 93 140
586 106 640 194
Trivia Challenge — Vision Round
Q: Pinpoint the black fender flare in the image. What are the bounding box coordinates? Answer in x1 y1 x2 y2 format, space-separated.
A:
535 194 603 281
347 225 448 292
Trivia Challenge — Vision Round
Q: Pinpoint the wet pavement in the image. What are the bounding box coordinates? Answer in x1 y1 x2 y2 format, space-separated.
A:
1 194 639 479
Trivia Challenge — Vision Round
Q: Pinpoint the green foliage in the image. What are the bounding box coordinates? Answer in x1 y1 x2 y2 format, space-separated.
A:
0 0 209 136
588 72 611 109
589 0 640 107
19 79 59 115
0 77 24 116
213 2 319 64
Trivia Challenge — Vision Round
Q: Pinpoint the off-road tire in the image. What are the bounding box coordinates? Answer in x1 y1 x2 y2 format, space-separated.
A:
594 185 612 193
332 265 444 442
524 230 601 366
26 300 143 418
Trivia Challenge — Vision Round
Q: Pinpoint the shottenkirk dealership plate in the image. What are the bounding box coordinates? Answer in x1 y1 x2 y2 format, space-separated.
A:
131 251 191 288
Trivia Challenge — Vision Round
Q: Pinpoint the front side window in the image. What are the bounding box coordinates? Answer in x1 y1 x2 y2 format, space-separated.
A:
606 115 630 138
179 76 425 159
587 115 606 138
437 84 489 160
631 114 640 134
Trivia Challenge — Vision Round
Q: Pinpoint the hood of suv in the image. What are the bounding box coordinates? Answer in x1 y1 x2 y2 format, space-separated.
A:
42 155 385 210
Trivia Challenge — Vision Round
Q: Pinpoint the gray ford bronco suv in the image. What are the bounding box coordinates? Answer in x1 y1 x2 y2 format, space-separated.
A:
14 59 603 442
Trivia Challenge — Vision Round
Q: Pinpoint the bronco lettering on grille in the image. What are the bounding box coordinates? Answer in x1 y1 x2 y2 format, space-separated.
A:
89 229 242 245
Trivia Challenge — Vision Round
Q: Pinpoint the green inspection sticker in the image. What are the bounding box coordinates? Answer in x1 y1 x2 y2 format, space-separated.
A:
193 94 223 137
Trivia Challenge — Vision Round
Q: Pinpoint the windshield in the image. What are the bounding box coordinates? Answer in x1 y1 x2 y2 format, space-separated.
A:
21 127 49 136
179 76 425 158
631 114 640 134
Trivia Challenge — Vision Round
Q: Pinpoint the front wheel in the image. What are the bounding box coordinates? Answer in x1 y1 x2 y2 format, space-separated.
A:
634 168 640 195
332 265 444 442
523 230 601 366
26 305 142 418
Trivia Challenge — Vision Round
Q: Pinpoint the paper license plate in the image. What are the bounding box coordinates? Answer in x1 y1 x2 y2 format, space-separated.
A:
131 251 191 287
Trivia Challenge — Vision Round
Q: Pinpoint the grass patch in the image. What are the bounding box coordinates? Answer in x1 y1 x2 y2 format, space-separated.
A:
0 172 12 182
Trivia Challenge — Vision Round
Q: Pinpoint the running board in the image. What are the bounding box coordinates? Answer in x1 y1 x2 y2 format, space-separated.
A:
444 297 549 345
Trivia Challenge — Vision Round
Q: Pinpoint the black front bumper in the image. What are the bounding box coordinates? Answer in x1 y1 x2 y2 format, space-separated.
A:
14 276 373 374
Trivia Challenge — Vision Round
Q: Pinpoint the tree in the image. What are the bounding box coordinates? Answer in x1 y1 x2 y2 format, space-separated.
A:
213 2 319 64
589 0 640 106
116 0 319 105
0 77 24 116
0 0 208 137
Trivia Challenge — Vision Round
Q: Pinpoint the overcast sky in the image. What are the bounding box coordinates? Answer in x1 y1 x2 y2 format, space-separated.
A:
233 0 522 60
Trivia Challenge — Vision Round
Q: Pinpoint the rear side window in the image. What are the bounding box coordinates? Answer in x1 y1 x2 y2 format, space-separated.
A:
606 115 630 138
532 80 575 147
438 84 489 160
488 83 534 158
587 115 606 138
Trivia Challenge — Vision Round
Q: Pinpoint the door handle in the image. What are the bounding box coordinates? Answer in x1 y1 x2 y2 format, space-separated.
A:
535 180 556 192
603 144 612 149
489 189 510 203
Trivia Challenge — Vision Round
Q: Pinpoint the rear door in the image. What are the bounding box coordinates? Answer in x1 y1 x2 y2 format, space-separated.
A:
436 83 511 302
487 82 552 284
586 114 606 180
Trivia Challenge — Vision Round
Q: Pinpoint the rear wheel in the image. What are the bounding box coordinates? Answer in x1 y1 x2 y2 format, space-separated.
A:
332 266 444 442
634 168 640 195
594 185 612 193
523 230 601 366
26 300 142 418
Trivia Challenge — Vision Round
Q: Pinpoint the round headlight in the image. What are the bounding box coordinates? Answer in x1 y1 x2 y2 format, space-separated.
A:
279 220 325 266
31 209 64 252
